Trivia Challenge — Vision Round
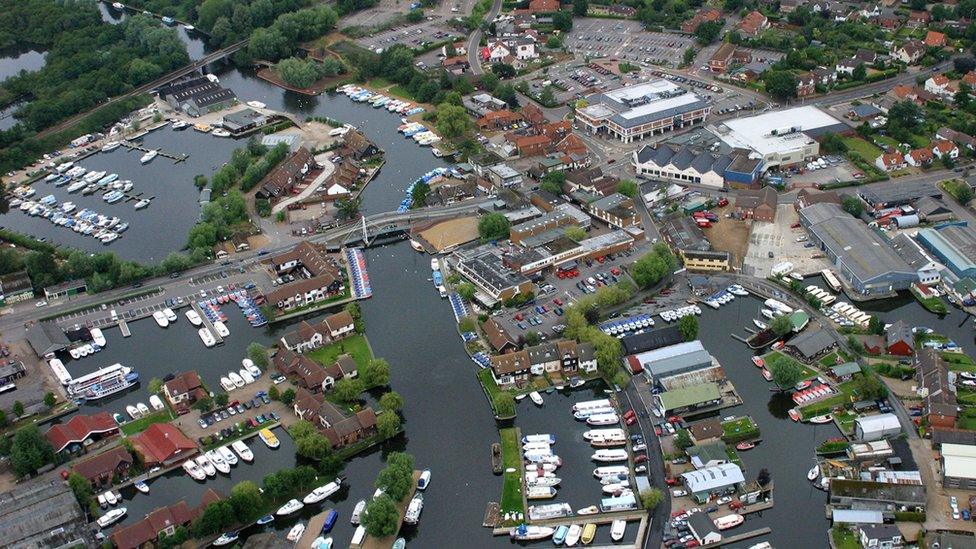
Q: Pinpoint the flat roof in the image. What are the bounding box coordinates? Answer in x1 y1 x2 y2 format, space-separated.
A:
584 80 709 129
943 444 976 480
658 382 720 410
715 106 843 156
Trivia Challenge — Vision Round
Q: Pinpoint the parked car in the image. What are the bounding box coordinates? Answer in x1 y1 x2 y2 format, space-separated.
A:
672 489 688 497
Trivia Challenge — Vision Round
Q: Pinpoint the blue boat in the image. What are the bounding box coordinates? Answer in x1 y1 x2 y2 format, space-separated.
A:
256 514 274 525
553 525 569 545
432 271 443 286
321 509 338 534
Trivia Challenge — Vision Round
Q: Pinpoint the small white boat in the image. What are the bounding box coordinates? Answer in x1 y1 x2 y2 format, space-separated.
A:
126 404 140 419
239 369 254 384
198 328 216 347
206 450 231 474
611 519 626 542
417 469 431 490
185 309 203 326
592 449 629 462
218 445 238 466
565 524 583 546
152 310 169 328
303 478 342 504
134 198 150 210
140 149 158 164
430 258 439 270
212 128 231 137
287 523 306 542
232 440 253 462
97 493 107 508
246 101 266 109
136 402 150 416
90 327 107 347
228 372 245 387
220 377 235 391
276 499 304 516
102 141 121 152
510 525 555 540
212 532 239 546
172 120 189 130
196 455 216 477
529 391 544 406
808 465 820 481
213 320 229 337
104 490 118 505
148 395 164 411
753 319 767 330
351 500 366 524
526 486 557 499
134 480 149 494
183 459 206 480
404 493 424 524
96 507 127 528
577 506 599 515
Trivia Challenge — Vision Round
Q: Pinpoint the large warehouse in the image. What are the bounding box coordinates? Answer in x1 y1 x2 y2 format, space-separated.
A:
712 106 847 170
576 80 711 143
799 203 918 297
626 340 713 379
915 225 976 280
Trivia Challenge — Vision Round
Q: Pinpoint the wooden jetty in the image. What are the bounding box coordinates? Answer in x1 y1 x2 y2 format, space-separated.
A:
483 502 500 528
119 141 189 163
118 318 131 337
491 443 502 474
192 301 224 346
731 333 749 344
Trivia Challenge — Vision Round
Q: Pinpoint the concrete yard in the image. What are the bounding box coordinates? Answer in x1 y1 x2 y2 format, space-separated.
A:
743 204 828 278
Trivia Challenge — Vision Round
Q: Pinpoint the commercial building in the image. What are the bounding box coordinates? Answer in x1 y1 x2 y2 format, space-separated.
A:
455 244 534 306
627 341 712 379
44 411 119 455
799 203 917 296
576 80 711 143
159 76 236 117
889 234 941 285
857 180 942 210
0 270 34 305
632 144 762 189
712 106 847 170
26 321 70 358
654 383 722 415
221 108 267 133
736 187 778 222
621 325 683 355
509 203 591 244
915 225 976 280
659 216 731 272
941 443 976 489
504 230 637 275
585 193 640 228
829 479 926 515
0 480 91 548
680 463 745 503
854 414 902 442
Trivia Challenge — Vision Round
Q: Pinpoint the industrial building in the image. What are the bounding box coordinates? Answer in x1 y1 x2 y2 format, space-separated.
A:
854 413 902 442
654 382 722 415
626 341 713 379
454 244 534 306
915 224 976 280
799 203 918 296
504 229 638 274
856 180 942 210
659 216 731 272
680 463 745 503
509 203 591 245
632 144 762 188
712 106 847 170
576 80 711 143
0 480 91 548
941 443 976 489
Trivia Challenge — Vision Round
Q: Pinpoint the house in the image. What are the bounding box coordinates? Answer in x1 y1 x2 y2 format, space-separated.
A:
797 72 817 97
565 167 620 195
442 55 470 74
477 110 524 130
688 418 723 443
279 310 355 352
256 147 313 200
130 423 197 467
737 11 769 36
710 42 737 73
515 134 552 157
937 126 976 151
915 348 957 429
265 242 343 311
45 411 119 455
829 362 861 382
490 350 531 386
71 446 133 488
885 320 914 356
875 152 905 172
0 270 34 305
482 318 517 352
555 133 587 157
687 441 730 469
527 0 559 12
930 139 959 159
924 74 951 97
735 187 777 222
680 463 745 503
813 66 837 87
906 10 930 28
905 147 933 167
162 370 204 411
341 130 380 161
858 524 903 548
848 104 882 121
894 41 925 65
682 8 722 33
111 489 221 549
925 30 947 48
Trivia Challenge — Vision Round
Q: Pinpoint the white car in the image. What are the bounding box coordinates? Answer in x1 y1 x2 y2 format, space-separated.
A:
35 300 48 307
716 496 732 505
672 489 688 497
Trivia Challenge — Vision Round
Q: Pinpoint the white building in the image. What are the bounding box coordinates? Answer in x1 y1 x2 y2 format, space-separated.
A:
854 414 902 442
576 80 711 144
711 106 847 170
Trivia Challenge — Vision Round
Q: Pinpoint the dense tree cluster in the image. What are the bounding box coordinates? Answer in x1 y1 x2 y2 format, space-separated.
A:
352 45 475 106
630 243 676 289
477 212 511 241
275 57 345 88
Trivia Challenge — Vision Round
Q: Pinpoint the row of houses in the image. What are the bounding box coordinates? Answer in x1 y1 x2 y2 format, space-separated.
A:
291 387 379 448
487 338 596 387
263 242 345 311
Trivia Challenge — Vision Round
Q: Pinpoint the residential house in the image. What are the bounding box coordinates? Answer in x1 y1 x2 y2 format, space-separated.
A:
797 72 817 97
894 41 925 65
710 42 738 73
688 512 723 545
265 242 343 311
907 10 930 28
916 348 958 429
111 490 221 549
688 418 723 444
442 55 470 74
812 66 837 87
555 133 588 157
925 30 947 48
482 318 517 352
876 14 900 30
71 446 133 488
930 139 959 160
735 187 777 222
906 147 933 167
682 8 722 33
875 152 906 172
737 11 769 36
885 320 914 356
565 167 620 195
256 147 314 200
924 74 952 98
45 411 119 455
477 110 524 130
162 370 205 412
516 134 552 157
937 126 976 151
130 423 197 467
490 350 531 386
279 310 355 352
342 130 380 161
857 524 903 548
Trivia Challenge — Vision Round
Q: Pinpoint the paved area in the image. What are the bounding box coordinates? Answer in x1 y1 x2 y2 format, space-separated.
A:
355 18 462 55
178 374 294 442
564 19 694 67
743 204 828 277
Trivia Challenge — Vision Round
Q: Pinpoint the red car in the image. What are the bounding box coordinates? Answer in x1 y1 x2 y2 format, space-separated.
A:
654 427 663 436
596 256 606 264
556 271 567 279
625 415 637 425
717 197 729 207
790 222 801 228
686 541 700 548
667 415 683 424
623 410 637 420
634 454 648 464
665 477 678 486
515 313 524 321
553 298 563 306
611 267 621 276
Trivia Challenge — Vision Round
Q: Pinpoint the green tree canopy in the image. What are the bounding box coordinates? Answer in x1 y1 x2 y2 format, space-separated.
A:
377 410 401 438
678 315 699 341
10 425 56 477
362 494 399 536
361 358 391 388
770 315 793 336
478 213 511 241
763 70 799 101
616 179 638 198
769 356 805 388
332 378 364 403
842 196 863 217
379 391 405 412
640 487 664 509
541 171 566 195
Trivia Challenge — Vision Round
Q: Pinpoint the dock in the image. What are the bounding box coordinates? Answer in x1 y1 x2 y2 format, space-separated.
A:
491 509 648 535
296 508 334 547
483 502 500 528
192 301 224 346
118 318 131 337
119 141 189 163
700 527 772 547
730 333 749 344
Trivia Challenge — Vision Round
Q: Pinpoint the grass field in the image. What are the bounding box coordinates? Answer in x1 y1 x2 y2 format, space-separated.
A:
306 334 373 370
499 428 525 516
832 528 860 549
843 137 883 161
721 417 759 438
764 352 818 388
121 409 176 436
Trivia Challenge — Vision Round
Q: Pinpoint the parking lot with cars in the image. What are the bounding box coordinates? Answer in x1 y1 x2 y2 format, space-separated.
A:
355 18 461 57
564 18 695 66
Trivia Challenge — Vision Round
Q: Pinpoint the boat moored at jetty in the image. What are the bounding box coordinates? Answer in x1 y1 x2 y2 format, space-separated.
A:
67 363 138 402
185 309 202 326
232 440 253 462
198 328 216 347
528 502 572 520
259 428 280 449
714 514 745 530
152 311 169 328
96 507 127 528
403 493 424 524
591 449 629 462
509 525 554 541
573 399 611 411
303 478 342 504
276 499 304 516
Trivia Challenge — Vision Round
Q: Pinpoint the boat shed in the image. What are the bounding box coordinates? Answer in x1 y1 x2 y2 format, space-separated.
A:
785 329 836 360
941 443 976 490
687 511 722 544
681 463 745 503
627 341 713 381
221 108 267 133
829 362 861 381
621 325 683 355
26 322 70 359
855 413 902 442
831 509 884 525
654 382 722 415
43 279 87 300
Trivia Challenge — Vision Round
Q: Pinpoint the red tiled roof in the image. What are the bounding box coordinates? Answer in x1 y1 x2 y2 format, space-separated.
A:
925 30 947 47
528 0 559 12
72 446 132 481
738 11 767 34
46 411 118 453
131 423 196 466
110 489 221 549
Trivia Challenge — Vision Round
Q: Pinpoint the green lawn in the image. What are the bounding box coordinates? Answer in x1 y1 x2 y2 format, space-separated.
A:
121 409 176 436
499 428 525 516
832 527 860 549
958 408 976 430
819 351 850 368
721 417 758 437
874 135 899 150
943 352 976 373
843 137 883 161
799 379 858 419
834 410 857 434
306 334 373 370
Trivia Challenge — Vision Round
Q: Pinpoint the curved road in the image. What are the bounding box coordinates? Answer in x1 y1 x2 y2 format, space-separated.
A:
467 0 504 75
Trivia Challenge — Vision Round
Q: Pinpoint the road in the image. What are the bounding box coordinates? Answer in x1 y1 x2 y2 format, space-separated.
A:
466 0 503 75
0 200 489 333
622 376 669 549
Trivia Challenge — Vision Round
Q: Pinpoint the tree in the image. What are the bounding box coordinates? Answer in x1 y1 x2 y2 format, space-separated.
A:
192 500 235 537
539 85 556 106
411 180 430 208
276 57 328 88
541 171 566 195
362 494 399 536
377 410 401 438
640 487 664 509
617 179 638 198
495 83 518 106
457 282 476 301
194 394 214 412
248 342 269 368
573 0 588 16
552 10 573 31
12 400 24 417
332 378 364 403
478 212 511 241
673 429 692 449
769 357 804 388
955 56 976 74
492 63 516 78
406 8 424 22
547 36 562 49
289 420 318 441
10 425 55 477
842 196 863 218
524 331 542 346
867 315 884 335
229 481 264 523
268 386 281 401
68 471 93 508
481 72 499 91
376 459 413 501
295 431 332 460
215 393 229 407
361 358 391 388
435 102 472 139
853 372 888 400
695 20 724 45
852 63 867 81
493 391 516 417
630 244 676 289
678 315 699 341
763 71 799 101
379 391 404 412
336 197 362 219
281 388 296 405
43 392 56 408
770 315 792 336
819 133 848 155
565 225 587 241
683 47 697 66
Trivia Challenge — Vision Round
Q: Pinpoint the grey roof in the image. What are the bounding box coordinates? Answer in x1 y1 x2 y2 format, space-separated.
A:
687 511 719 540
630 341 712 377
26 322 70 356
801 203 915 285
915 196 951 217
787 329 835 358
857 180 942 206
661 216 711 252
636 144 731 177
681 463 745 492
886 320 913 349
829 478 926 505
622 326 683 355
609 98 709 128
850 104 882 118
830 362 861 377
860 524 902 541
890 233 936 271
0 480 88 548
